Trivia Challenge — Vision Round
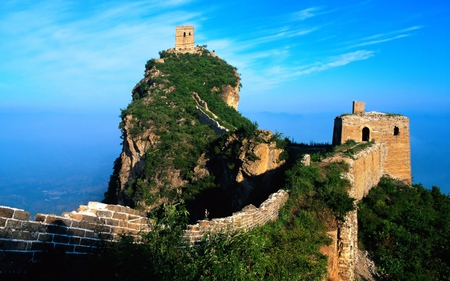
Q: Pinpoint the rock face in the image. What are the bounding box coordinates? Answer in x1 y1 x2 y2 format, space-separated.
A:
107 47 285 215
209 130 286 211
217 84 240 110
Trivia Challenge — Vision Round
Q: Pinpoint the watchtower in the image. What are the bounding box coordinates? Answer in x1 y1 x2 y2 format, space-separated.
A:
175 25 195 51
332 101 411 184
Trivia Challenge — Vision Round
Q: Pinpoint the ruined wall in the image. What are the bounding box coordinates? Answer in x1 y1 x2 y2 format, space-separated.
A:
184 189 288 242
333 113 411 184
325 142 387 281
192 92 229 135
0 190 288 270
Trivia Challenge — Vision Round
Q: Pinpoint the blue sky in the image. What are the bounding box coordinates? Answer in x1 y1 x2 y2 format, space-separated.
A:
1 0 449 114
1 0 449 214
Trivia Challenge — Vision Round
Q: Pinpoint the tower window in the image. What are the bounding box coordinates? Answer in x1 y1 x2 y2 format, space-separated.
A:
394 126 399 136
362 127 370 141
183 32 186 37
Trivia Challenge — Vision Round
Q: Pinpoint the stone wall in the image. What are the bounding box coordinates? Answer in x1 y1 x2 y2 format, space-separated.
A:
184 189 289 242
333 112 411 184
325 142 387 281
0 202 152 270
192 92 229 135
1 190 288 270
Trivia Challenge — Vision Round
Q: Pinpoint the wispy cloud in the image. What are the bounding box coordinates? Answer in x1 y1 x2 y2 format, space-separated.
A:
292 7 321 21
350 34 410 48
346 26 422 48
292 50 375 76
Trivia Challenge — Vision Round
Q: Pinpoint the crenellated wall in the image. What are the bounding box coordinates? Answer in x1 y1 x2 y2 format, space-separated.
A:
0 202 152 269
184 189 289 242
0 190 288 272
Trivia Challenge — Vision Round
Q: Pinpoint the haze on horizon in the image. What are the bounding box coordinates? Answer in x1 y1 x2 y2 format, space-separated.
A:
1 0 449 215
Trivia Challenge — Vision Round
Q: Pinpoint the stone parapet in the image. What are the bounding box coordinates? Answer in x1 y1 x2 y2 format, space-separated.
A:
1 189 288 270
184 189 289 242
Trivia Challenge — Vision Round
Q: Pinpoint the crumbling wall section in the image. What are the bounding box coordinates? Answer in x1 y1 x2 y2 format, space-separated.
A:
325 142 387 281
1 190 288 269
185 189 288 242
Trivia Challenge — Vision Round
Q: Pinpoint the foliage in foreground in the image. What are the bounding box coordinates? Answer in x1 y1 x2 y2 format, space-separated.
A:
93 160 356 280
358 177 450 280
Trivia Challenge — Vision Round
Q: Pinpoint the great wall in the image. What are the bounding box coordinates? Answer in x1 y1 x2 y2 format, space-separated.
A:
0 23 413 281
0 190 288 272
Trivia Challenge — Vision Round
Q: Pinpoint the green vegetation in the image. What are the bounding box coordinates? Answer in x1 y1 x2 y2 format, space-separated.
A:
105 48 256 207
358 177 450 280
95 158 357 280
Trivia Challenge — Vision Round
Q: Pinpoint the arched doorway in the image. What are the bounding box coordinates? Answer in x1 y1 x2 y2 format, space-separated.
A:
362 127 370 141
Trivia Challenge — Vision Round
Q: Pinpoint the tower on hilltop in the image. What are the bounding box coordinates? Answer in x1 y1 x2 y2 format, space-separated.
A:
332 101 412 184
175 25 195 51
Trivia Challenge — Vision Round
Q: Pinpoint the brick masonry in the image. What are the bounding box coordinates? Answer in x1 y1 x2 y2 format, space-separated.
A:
324 142 388 281
332 102 411 184
0 190 288 270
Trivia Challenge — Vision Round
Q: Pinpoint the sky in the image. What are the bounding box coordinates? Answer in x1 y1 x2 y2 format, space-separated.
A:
1 0 449 215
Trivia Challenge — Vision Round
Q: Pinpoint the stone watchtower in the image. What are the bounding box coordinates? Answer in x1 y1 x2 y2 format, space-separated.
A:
175 25 195 51
332 101 411 184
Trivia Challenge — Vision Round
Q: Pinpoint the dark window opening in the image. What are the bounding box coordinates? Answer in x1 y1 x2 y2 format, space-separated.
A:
362 127 370 141
183 32 186 37
394 126 399 136
189 32 191 36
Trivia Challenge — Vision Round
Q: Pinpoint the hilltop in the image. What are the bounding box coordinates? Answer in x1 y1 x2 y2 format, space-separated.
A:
1 30 449 281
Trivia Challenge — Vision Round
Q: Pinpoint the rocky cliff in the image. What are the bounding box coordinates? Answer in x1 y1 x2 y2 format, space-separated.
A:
104 47 287 220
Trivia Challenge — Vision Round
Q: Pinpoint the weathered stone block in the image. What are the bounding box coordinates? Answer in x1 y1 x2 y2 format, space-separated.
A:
38 233 53 242
21 221 46 232
80 238 99 247
96 210 113 218
47 225 68 235
1 240 28 250
78 221 98 231
35 214 47 222
112 212 128 220
31 241 54 251
53 234 70 244
85 230 96 238
0 228 11 238
79 214 99 223
0 207 14 218
13 210 30 221
45 215 73 227
67 228 86 237
69 237 81 245
5 219 22 229
11 230 36 241
0 217 6 228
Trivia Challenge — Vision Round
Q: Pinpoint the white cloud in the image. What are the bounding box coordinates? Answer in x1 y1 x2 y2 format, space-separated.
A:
345 26 422 48
350 34 410 48
293 7 320 21
293 50 374 76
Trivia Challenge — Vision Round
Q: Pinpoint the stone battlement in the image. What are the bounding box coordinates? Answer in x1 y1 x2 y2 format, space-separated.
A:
0 189 288 270
185 189 289 242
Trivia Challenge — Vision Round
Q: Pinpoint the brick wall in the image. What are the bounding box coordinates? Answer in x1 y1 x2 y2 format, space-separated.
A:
0 202 152 271
1 190 288 271
332 112 411 184
325 142 387 281
184 189 289 242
